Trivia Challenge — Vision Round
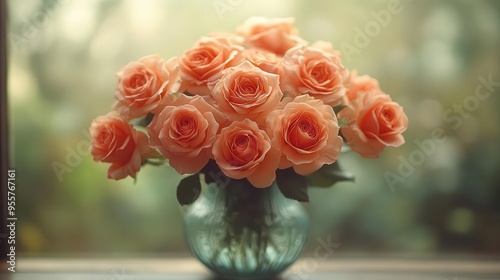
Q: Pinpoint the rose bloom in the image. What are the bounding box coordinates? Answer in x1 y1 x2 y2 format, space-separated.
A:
179 36 244 96
237 17 305 56
281 45 349 106
267 95 343 175
113 55 179 119
242 48 283 76
89 112 151 179
338 91 408 158
345 70 381 103
210 61 283 126
147 94 226 174
212 119 280 188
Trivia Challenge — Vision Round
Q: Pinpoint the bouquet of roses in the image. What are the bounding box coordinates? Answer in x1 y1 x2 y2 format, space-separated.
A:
89 17 408 204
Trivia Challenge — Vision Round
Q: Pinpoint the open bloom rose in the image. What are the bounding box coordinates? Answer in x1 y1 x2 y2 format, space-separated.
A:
267 95 343 175
282 45 349 106
113 55 179 119
242 48 283 76
210 61 283 126
89 112 151 179
179 36 244 96
345 70 381 103
237 17 305 56
338 91 408 158
212 119 280 188
147 94 225 174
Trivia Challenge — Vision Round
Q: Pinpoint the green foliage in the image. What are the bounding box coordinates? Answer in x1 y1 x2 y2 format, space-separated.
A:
308 161 355 188
176 161 355 205
276 168 310 202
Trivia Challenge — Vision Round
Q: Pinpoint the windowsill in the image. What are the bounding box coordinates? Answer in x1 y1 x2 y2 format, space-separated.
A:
3 257 500 279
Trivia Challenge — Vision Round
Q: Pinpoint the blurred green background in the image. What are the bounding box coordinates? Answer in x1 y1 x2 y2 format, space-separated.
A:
7 0 500 257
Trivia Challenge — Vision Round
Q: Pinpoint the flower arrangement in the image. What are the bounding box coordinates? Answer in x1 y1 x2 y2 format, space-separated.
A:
89 17 408 204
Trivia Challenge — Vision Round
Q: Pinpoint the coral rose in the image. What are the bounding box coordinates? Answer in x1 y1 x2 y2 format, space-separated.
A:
147 94 225 174
113 55 179 119
237 17 305 56
212 119 280 188
242 48 283 76
345 70 381 103
89 112 151 179
210 61 283 126
179 36 244 96
267 95 343 175
282 45 349 106
338 91 408 158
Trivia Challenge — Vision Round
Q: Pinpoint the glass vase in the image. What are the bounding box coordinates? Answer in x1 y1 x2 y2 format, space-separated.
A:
183 178 309 279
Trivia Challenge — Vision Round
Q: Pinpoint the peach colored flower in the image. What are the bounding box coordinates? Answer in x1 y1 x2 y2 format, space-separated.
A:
242 48 283 76
210 61 283 126
237 17 306 56
113 55 179 119
345 70 381 103
338 91 408 158
281 45 349 106
179 36 244 96
212 119 280 188
267 95 343 175
89 112 151 179
147 94 226 174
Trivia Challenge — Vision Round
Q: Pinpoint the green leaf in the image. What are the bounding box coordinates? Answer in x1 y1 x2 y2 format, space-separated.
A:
307 172 333 187
135 112 155 127
332 104 345 114
176 174 201 205
309 161 355 188
321 161 355 181
338 117 349 127
276 168 309 202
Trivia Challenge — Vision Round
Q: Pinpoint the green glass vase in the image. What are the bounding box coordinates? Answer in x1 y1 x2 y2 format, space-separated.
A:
183 178 309 279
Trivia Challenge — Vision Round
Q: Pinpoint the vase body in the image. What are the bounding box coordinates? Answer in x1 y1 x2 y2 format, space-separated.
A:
183 179 309 279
